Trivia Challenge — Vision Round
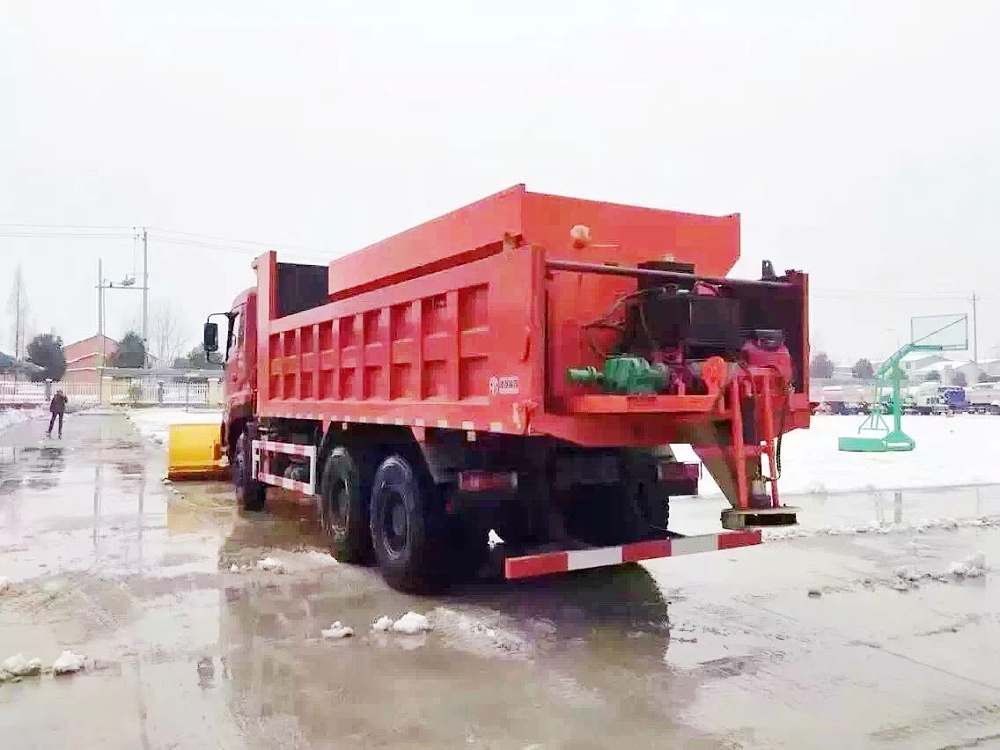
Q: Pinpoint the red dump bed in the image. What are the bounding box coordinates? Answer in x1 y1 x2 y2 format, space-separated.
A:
327 184 741 300
254 184 809 448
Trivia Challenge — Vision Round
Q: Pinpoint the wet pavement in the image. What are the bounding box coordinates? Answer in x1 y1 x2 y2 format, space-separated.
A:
2 411 1000 749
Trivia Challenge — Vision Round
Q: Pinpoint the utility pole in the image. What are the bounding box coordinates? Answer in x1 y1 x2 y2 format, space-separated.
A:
971 291 979 366
142 227 149 368
97 258 105 371
99 249 147 370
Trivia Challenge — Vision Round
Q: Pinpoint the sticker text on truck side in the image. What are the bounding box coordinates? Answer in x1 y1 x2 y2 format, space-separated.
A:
489 375 521 396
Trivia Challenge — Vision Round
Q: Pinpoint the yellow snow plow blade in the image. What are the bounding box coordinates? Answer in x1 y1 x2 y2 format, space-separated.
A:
166 423 229 481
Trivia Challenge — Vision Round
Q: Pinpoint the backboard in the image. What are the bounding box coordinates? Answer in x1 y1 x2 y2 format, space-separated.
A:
910 313 968 351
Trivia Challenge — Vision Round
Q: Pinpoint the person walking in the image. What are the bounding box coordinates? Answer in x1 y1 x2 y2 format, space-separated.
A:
47 389 68 438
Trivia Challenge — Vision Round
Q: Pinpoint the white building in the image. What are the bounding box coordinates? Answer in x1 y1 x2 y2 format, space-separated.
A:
908 358 999 386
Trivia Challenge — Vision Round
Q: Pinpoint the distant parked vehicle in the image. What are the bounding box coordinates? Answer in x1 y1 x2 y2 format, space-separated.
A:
907 382 966 415
967 382 1000 415
941 386 968 412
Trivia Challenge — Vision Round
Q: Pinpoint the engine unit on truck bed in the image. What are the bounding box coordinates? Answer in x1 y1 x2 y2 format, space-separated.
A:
622 261 742 361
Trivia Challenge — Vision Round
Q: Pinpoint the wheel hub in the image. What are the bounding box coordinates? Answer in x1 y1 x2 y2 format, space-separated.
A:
337 484 351 520
382 490 409 557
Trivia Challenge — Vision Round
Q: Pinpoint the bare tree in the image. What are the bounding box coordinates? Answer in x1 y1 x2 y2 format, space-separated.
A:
24 313 38 352
6 264 29 359
148 298 189 366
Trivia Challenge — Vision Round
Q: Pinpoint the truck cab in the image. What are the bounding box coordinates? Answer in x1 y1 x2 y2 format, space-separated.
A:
206 288 257 456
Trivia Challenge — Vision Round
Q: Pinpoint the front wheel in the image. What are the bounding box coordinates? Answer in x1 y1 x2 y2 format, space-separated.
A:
369 454 446 593
234 430 267 512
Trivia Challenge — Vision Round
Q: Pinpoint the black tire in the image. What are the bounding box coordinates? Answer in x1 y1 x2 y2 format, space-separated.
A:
562 452 670 546
619 453 670 543
369 453 446 593
319 447 373 564
447 516 492 583
234 430 266 512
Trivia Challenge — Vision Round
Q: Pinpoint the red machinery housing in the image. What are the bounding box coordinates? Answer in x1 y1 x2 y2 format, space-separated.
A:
205 184 810 593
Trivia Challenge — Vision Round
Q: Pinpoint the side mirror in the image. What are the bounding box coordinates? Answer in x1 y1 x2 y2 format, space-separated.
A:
203 322 219 353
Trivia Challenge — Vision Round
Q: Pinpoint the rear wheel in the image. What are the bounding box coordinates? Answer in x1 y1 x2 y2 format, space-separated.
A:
319 447 373 564
234 430 266 512
563 451 670 546
619 452 670 543
369 453 447 593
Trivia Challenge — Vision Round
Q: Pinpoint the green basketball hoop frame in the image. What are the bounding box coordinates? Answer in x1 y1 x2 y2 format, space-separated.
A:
838 314 968 453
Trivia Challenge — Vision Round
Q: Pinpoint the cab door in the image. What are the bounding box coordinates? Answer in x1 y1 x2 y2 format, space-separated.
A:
225 304 249 405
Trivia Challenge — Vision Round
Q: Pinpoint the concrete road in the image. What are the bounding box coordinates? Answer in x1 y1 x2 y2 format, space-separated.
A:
1 411 1000 749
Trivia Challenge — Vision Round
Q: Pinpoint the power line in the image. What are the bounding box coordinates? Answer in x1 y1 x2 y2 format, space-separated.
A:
811 289 984 301
146 226 323 254
0 224 327 259
0 231 134 239
147 234 322 258
0 222 134 230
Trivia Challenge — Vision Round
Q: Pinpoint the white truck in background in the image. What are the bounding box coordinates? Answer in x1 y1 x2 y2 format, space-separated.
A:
967 382 1000 415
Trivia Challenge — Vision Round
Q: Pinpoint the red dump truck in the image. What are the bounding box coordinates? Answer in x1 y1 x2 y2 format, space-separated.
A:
202 184 811 592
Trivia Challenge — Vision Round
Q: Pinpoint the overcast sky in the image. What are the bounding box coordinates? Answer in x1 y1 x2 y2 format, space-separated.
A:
2 1 998 365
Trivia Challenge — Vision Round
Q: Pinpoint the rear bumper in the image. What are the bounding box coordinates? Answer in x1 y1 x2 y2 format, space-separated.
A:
503 529 762 579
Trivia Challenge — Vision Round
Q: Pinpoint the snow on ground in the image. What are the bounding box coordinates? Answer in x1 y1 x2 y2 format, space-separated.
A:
126 407 222 445
127 408 1000 497
51 650 86 675
321 622 354 639
672 413 1000 497
0 407 41 433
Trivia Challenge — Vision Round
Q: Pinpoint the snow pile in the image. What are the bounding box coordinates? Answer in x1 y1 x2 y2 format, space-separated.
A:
304 549 339 566
948 552 987 578
0 408 39 433
765 515 1000 542
391 612 432 635
1 654 42 679
430 607 533 660
321 621 354 639
371 612 432 634
0 650 88 679
890 553 988 589
673 414 1000 497
371 615 394 632
224 549 336 575
126 408 223 446
256 557 285 573
52 650 86 675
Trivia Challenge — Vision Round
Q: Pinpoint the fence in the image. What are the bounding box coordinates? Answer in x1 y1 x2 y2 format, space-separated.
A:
0 378 221 408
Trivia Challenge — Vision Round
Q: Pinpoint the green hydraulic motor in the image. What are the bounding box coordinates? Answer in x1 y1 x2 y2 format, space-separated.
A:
565 356 669 395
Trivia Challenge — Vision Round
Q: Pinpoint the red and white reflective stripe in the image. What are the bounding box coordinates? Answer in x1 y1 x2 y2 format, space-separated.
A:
251 439 317 495
257 472 312 494
503 529 762 579
255 439 315 458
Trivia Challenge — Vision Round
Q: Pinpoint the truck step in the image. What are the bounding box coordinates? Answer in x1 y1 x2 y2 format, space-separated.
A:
720 506 799 530
502 529 762 580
